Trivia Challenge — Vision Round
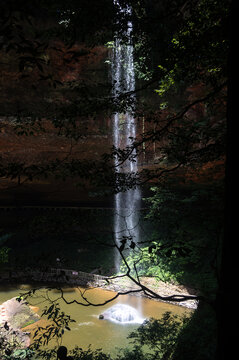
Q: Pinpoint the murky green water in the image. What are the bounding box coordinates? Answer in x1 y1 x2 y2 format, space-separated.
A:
0 285 192 355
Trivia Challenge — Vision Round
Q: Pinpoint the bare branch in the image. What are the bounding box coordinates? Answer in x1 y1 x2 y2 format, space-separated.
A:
57 286 143 307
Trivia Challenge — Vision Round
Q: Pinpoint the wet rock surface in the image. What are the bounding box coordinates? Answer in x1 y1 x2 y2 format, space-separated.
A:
101 276 199 310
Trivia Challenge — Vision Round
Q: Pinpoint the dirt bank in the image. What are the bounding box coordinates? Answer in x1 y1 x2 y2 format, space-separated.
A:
100 276 199 310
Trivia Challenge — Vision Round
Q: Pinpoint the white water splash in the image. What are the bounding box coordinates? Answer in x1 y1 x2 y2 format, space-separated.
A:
102 304 144 324
78 321 94 327
112 2 141 272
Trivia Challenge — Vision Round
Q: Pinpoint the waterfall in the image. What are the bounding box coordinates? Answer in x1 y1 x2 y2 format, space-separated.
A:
112 2 141 272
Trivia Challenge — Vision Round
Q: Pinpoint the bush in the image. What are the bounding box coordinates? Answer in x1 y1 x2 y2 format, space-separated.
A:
115 312 191 360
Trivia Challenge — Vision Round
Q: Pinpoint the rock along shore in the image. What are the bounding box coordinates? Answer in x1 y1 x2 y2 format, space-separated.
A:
100 276 199 310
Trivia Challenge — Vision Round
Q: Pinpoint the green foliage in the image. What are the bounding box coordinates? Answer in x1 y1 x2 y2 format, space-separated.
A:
120 243 179 283
0 327 34 360
119 180 223 301
155 68 176 97
114 307 217 360
0 233 12 264
32 345 111 360
32 302 76 349
173 303 217 360
121 180 223 295
70 346 111 360
155 0 229 101
142 182 224 296
5 348 35 360
115 312 191 360
0 246 10 263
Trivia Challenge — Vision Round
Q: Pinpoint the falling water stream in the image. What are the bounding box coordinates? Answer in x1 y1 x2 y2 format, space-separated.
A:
112 1 141 272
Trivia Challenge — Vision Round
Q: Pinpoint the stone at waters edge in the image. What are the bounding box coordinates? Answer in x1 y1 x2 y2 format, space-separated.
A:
0 297 40 348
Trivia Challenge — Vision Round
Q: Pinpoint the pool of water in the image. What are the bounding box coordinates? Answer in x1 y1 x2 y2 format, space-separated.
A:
0 284 192 355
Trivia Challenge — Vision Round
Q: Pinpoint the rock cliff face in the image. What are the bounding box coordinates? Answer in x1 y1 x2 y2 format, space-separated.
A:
0 40 225 205
0 41 113 204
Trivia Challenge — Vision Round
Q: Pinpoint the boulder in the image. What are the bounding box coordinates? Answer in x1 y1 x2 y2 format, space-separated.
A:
0 297 40 348
1 297 40 329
